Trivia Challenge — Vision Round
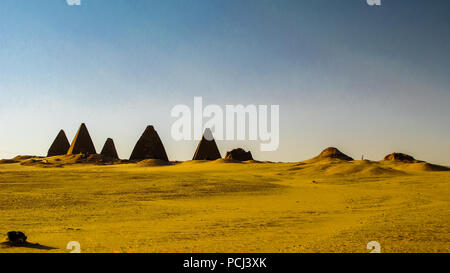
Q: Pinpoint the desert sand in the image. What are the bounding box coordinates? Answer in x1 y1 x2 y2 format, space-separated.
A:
0 154 449 253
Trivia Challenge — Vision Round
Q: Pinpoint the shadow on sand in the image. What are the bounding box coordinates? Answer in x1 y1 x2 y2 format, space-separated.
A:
0 241 57 250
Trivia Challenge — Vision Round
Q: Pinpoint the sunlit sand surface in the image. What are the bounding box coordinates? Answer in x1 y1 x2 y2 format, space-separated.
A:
0 157 449 253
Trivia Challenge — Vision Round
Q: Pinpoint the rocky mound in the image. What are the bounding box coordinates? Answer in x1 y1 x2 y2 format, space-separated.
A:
12 156 36 161
20 154 119 167
384 153 417 163
225 148 253 161
314 147 353 161
129 126 169 161
47 130 70 157
2 156 41 165
0 159 18 164
192 128 222 160
67 123 97 155
383 153 449 171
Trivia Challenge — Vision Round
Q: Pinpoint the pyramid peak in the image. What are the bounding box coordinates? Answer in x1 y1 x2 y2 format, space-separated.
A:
55 129 68 139
203 128 214 141
143 125 157 134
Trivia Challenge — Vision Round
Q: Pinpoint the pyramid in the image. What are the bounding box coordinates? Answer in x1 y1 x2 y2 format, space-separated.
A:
192 128 221 160
315 147 353 161
225 148 253 161
67 123 97 155
100 138 119 160
129 126 169 161
47 130 70 157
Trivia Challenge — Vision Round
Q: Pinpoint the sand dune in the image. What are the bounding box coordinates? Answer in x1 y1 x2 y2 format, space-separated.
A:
290 160 405 176
390 161 449 172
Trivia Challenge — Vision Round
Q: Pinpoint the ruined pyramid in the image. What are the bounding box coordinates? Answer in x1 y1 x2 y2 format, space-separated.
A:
384 153 416 163
313 147 353 161
225 148 253 161
47 130 70 157
192 128 222 160
100 138 119 160
129 126 169 161
67 123 97 155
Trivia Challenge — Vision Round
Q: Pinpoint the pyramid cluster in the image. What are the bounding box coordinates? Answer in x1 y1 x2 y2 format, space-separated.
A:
47 124 230 162
48 123 119 161
43 124 442 165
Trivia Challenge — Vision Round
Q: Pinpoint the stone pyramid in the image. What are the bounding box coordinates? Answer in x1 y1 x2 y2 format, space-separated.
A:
47 130 70 157
129 126 169 161
100 138 119 160
67 123 97 155
192 128 221 160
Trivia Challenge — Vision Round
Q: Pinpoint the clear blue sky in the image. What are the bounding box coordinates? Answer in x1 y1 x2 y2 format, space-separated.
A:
0 0 449 164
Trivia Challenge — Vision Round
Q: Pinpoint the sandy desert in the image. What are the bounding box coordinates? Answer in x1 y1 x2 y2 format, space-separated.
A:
0 150 448 253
